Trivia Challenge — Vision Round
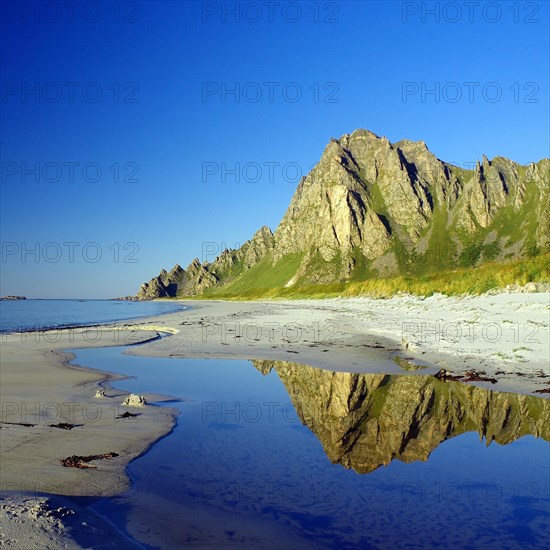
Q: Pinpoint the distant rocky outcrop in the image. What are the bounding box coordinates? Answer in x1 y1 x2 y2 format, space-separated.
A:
0 296 26 301
136 129 549 299
252 360 550 474
136 227 275 299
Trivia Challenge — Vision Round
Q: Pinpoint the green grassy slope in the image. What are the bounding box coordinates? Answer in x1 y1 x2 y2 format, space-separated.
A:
189 253 549 300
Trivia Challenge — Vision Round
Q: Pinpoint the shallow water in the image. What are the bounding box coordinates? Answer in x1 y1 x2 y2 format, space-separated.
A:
72 347 550 549
0 299 183 332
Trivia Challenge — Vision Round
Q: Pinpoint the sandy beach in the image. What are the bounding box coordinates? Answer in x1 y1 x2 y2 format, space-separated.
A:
1 291 549 547
125 291 550 396
0 328 177 498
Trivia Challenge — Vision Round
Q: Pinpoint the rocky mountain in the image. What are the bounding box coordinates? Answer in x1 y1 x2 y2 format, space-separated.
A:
252 360 550 474
137 129 549 299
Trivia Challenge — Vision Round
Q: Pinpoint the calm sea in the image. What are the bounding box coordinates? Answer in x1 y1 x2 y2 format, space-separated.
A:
0 299 184 333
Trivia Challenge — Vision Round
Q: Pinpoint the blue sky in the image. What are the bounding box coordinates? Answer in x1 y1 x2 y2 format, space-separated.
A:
1 0 549 298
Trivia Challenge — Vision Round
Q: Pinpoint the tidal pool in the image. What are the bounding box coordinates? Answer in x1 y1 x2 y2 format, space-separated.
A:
71 347 550 549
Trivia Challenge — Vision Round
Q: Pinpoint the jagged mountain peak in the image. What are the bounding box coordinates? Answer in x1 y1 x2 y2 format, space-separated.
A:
136 129 549 299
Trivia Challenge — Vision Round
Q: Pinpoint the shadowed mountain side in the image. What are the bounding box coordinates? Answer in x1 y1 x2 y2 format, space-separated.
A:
252 360 550 475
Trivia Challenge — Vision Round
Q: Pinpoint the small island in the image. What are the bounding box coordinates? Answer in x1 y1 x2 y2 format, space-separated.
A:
0 295 26 301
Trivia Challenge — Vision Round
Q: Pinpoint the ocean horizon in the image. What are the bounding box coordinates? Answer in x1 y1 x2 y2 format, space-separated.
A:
0 299 185 333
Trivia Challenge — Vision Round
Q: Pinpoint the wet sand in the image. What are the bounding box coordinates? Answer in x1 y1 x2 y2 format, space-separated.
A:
0 328 177 497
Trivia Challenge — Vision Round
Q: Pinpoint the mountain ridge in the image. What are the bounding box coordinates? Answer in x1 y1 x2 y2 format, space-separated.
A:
137 129 549 299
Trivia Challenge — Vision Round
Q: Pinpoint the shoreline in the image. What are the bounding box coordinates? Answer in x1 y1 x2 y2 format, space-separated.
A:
0 301 187 335
0 291 548 546
1 291 548 495
0 327 178 498
124 292 550 397
0 494 144 548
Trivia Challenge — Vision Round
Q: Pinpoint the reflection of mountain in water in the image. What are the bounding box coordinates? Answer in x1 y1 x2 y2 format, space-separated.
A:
253 360 550 474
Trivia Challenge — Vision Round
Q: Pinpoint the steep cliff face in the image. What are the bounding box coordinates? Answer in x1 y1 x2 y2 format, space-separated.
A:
252 360 550 474
137 129 549 298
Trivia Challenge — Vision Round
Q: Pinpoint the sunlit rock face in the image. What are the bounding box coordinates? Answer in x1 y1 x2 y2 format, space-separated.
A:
252 360 550 475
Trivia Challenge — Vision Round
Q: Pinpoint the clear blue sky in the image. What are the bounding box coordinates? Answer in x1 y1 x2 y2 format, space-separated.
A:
1 1 548 298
